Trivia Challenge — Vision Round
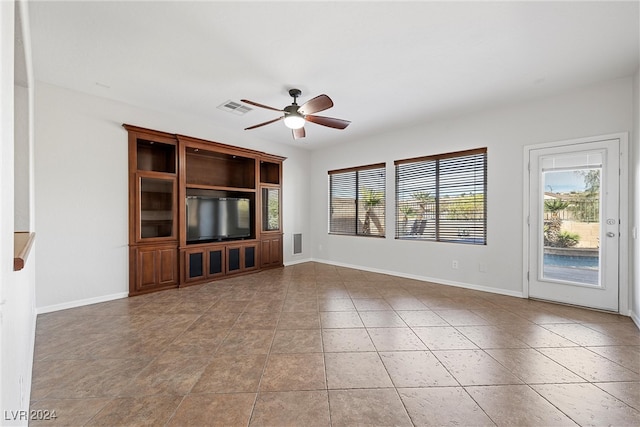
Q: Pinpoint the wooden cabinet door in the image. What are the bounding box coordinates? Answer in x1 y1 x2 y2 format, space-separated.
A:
184 246 225 284
243 243 259 271
207 247 225 277
157 247 178 285
261 236 282 267
184 248 206 283
272 237 282 266
226 245 243 274
261 239 272 268
132 245 178 294
226 243 259 274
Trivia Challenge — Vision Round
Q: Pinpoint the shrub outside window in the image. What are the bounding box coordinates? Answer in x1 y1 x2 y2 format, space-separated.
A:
329 163 385 237
395 148 487 244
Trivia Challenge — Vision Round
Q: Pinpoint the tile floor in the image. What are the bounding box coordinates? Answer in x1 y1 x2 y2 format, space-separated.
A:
30 262 640 426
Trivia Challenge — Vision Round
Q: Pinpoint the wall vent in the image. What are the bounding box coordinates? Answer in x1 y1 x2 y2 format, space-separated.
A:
217 100 252 115
293 233 302 254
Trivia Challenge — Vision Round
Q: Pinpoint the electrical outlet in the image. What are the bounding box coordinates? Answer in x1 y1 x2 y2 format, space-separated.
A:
452 260 459 269
479 263 487 273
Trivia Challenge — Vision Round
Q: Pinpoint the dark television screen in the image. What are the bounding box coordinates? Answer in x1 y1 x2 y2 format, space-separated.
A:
186 196 250 242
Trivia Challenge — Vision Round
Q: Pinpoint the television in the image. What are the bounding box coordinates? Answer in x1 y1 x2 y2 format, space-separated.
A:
186 196 251 242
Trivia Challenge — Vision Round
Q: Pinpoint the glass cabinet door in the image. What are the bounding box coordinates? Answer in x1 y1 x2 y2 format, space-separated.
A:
139 177 175 239
262 187 280 231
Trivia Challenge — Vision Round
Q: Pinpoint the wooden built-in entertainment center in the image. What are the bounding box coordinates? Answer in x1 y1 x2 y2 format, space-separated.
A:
125 124 285 296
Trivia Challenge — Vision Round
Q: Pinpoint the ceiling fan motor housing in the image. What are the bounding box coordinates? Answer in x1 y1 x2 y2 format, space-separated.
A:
284 104 302 116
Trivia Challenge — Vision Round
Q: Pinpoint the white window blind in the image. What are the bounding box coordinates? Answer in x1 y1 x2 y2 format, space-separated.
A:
329 163 385 237
395 148 487 245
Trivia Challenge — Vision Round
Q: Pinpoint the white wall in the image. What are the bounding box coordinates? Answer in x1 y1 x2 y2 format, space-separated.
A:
311 78 635 304
14 84 30 231
632 69 640 325
1 1 37 425
34 82 312 312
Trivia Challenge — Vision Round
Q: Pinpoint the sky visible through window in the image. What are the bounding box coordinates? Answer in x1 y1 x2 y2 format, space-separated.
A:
544 169 591 193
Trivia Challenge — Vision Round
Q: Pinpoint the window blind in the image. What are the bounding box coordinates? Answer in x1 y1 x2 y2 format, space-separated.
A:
329 163 385 237
395 148 486 245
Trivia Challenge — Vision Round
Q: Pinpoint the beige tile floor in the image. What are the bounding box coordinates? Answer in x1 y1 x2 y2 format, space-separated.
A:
30 262 640 426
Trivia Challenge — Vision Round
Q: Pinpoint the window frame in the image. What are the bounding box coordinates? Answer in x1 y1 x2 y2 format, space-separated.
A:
394 148 487 245
328 162 386 238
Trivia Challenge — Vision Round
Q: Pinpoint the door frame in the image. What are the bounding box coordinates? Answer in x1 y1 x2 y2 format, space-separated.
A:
522 132 629 314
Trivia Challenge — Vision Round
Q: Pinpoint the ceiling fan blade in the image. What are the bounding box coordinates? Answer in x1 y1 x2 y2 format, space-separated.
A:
292 127 306 140
240 99 283 112
299 94 333 115
244 116 283 130
305 115 351 129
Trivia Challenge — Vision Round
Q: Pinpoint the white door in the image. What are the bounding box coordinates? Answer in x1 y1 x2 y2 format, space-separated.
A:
528 138 620 312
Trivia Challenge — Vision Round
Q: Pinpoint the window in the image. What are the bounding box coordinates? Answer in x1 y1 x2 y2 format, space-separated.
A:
395 148 487 244
329 163 385 237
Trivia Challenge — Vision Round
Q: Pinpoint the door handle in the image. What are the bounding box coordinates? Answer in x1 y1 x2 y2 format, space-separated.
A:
606 232 616 237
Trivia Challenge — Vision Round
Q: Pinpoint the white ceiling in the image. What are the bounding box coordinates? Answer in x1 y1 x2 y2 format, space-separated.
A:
27 1 639 149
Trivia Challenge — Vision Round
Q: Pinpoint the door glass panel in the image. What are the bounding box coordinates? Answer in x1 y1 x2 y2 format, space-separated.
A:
541 159 601 287
140 177 174 238
262 188 280 231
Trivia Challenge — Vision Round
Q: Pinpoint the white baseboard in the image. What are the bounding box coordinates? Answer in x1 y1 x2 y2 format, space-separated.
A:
310 257 524 299
284 257 313 266
630 310 640 329
37 292 128 314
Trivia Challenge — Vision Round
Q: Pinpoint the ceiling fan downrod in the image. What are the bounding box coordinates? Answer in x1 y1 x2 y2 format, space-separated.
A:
288 88 302 104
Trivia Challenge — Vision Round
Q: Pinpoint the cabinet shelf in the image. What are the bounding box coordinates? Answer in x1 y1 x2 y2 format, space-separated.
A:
186 184 257 193
184 238 256 249
186 148 255 189
260 161 281 185
137 138 176 173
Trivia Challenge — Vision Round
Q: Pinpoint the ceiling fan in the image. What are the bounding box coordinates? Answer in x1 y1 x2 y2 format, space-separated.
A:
242 89 350 140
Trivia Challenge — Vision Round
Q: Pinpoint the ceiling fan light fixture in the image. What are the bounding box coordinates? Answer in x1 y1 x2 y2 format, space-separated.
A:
283 113 305 129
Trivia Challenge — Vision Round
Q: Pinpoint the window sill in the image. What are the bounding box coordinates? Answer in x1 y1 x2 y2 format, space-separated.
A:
329 233 386 238
14 231 35 271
